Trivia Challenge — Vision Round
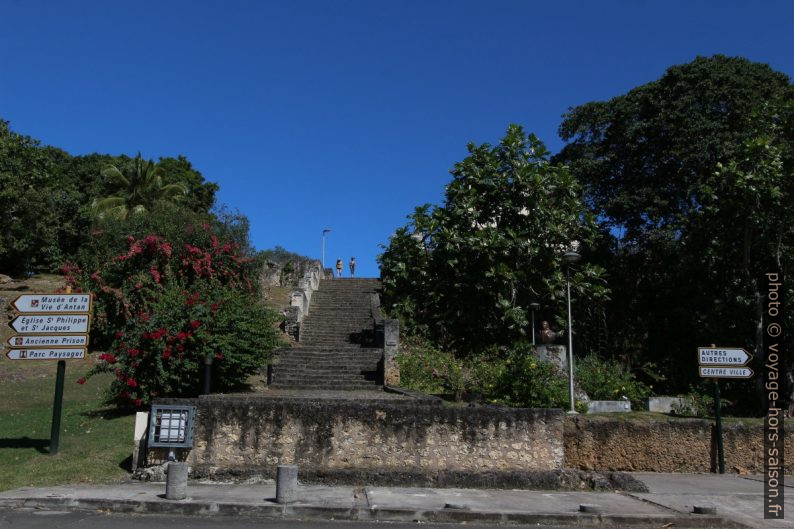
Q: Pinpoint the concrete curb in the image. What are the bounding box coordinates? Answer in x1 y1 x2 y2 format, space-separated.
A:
0 496 748 527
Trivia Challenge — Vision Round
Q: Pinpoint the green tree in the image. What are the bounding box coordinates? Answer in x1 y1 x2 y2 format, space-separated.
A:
156 155 219 214
556 55 793 405
92 154 188 220
0 120 78 275
380 125 609 354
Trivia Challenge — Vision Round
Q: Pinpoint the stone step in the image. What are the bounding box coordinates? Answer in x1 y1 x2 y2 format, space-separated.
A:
276 351 380 358
275 358 379 365
275 346 382 352
303 321 371 326
274 366 377 374
273 373 377 382
269 383 380 391
275 359 380 367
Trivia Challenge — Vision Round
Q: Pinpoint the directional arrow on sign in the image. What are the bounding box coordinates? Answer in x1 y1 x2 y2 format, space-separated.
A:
11 293 91 313
10 314 90 334
699 366 754 379
698 347 752 366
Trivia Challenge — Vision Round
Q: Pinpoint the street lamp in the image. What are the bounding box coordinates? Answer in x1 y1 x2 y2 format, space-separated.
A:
529 302 540 346
322 228 331 269
562 250 581 414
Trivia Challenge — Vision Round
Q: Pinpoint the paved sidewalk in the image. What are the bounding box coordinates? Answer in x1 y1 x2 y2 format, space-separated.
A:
627 473 793 529
0 473 788 528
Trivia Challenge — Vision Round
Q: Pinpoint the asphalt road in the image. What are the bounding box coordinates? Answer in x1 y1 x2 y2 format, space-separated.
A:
0 510 634 529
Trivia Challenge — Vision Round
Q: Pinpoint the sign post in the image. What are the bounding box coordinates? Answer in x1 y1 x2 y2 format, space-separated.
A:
697 344 753 474
50 360 66 454
3 288 92 455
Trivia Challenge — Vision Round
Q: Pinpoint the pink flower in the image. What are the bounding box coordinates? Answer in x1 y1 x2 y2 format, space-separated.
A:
162 348 172 359
190 320 202 329
127 378 138 388
76 377 86 385
134 398 142 407
215 352 224 361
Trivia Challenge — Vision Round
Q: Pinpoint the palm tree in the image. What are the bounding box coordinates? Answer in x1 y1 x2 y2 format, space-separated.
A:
92 154 188 220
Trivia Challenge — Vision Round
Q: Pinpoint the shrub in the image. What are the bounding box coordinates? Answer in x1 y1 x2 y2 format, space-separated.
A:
574 354 651 409
396 335 464 398
68 221 282 407
492 344 569 408
670 385 715 417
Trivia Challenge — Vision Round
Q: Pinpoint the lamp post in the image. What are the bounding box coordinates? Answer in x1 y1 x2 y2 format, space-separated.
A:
563 250 581 414
529 302 540 346
322 228 331 269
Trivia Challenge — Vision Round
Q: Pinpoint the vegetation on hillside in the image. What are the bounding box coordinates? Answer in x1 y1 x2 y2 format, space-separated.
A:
383 55 793 414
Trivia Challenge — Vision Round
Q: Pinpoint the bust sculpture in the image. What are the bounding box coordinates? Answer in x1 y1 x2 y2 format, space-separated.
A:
539 320 557 344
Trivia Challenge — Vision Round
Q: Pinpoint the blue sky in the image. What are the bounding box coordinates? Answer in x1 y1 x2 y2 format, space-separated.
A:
2 1 793 277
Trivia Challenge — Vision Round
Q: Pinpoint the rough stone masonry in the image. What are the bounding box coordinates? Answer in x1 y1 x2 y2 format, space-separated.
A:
151 396 564 477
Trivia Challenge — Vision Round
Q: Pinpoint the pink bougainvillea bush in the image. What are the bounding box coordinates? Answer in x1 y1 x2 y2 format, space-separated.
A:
66 218 281 407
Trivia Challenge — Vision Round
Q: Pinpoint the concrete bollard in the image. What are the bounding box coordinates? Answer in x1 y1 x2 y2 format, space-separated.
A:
165 462 188 500
276 464 298 504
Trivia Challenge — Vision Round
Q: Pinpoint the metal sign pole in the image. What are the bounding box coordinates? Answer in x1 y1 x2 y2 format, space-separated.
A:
49 360 66 455
714 378 725 473
708 343 726 474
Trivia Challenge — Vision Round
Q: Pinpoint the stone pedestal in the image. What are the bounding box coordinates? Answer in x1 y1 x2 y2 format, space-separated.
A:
586 400 632 413
647 396 691 413
383 319 400 386
535 344 568 372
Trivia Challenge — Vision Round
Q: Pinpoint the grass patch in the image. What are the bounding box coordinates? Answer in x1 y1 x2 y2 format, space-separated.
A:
0 370 134 491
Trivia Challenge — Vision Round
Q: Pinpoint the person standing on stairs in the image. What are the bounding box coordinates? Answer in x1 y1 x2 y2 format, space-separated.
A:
336 258 343 278
349 257 356 277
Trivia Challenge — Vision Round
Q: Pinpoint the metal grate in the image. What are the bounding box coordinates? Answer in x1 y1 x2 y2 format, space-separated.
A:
147 405 196 448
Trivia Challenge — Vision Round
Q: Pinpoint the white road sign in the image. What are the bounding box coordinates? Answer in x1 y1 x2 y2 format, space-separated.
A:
699 366 754 379
5 348 86 360
698 347 752 366
12 293 91 313
6 335 88 347
10 314 90 334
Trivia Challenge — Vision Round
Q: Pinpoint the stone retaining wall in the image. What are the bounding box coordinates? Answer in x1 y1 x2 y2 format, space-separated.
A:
565 416 794 473
150 396 564 476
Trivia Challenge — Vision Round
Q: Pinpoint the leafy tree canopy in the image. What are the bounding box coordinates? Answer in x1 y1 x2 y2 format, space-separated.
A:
556 55 794 404
0 120 220 276
380 125 609 354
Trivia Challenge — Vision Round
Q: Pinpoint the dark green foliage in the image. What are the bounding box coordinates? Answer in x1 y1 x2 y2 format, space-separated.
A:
0 121 75 275
156 155 219 213
91 154 189 220
380 125 609 355
574 354 651 409
0 120 219 277
556 56 794 404
492 347 569 408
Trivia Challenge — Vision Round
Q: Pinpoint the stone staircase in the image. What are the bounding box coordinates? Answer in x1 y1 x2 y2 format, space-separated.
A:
270 278 383 391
